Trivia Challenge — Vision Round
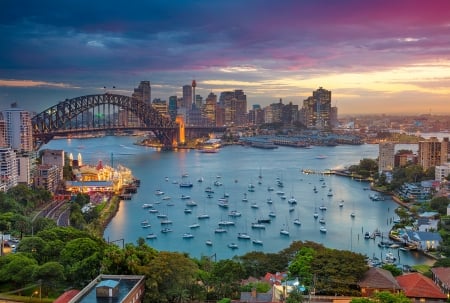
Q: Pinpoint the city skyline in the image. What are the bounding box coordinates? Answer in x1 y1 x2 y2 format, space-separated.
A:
1 1 450 115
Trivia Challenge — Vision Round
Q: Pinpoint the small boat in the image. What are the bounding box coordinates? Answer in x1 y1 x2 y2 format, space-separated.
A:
140 219 150 226
293 218 301 226
179 182 193 188
214 227 227 234
268 211 276 218
184 208 192 214
319 205 327 211
189 223 200 229
288 197 297 205
160 219 173 225
242 193 248 202
197 177 204 182
180 195 191 200
313 211 319 219
251 223 266 229
161 228 173 233
197 214 210 219
267 186 274 192
228 242 238 249
251 203 259 209
205 240 213 246
339 200 344 207
252 239 263 245
289 207 295 212
237 232 251 239
155 190 164 195
364 232 371 239
228 210 242 217
142 203 153 208
185 200 197 207
218 220 235 226
146 233 157 239
162 196 171 200
215 227 227 233
205 186 214 193
141 223 151 228
280 228 290 236
316 155 327 159
148 208 159 213
320 226 327 233
319 218 326 225
266 197 273 204
350 212 356 218
218 201 229 208
182 233 194 239
257 218 271 224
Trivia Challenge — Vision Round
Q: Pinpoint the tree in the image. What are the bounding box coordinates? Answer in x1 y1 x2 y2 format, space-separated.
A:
33 261 66 295
288 247 316 286
144 251 199 303
0 253 38 288
430 196 450 215
210 259 246 299
351 291 412 303
381 264 402 277
286 287 305 303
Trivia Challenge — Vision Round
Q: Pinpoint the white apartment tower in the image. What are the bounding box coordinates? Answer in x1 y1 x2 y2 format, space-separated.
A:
378 142 395 172
2 104 33 152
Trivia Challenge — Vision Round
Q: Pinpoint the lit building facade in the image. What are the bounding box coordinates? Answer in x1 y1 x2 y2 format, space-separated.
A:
378 142 396 172
302 87 332 130
34 164 61 192
0 147 18 192
418 137 448 171
2 104 33 152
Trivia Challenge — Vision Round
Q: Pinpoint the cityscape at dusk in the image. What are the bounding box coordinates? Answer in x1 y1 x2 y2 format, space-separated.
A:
1 0 450 115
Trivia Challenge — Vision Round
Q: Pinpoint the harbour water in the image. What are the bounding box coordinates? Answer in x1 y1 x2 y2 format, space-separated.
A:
42 135 435 265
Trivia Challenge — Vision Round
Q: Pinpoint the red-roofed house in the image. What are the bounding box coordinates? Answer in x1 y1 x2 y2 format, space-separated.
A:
396 273 447 302
431 267 450 297
358 267 402 297
53 289 80 303
263 272 287 285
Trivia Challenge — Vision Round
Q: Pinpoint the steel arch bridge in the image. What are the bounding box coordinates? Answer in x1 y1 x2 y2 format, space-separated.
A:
31 93 179 150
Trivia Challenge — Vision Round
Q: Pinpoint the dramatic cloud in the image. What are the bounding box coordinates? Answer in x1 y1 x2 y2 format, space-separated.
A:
1 0 450 114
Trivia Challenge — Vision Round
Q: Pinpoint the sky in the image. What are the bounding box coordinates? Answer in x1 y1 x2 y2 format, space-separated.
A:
1 0 450 115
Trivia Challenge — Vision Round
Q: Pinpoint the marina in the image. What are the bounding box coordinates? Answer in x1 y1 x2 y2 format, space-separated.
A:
43 135 434 265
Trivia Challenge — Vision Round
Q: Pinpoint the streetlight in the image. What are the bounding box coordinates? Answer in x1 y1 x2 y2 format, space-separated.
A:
29 290 38 302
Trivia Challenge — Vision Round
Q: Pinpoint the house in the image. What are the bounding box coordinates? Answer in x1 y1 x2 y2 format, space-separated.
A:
263 272 287 285
358 267 402 297
396 273 447 302
239 287 274 303
431 267 450 296
404 230 442 250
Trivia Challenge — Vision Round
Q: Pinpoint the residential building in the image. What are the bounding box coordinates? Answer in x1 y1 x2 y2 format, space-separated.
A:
41 149 65 168
2 103 33 152
396 273 447 302
34 164 61 192
358 267 402 297
431 267 450 296
378 142 395 172
394 150 417 168
418 137 448 171
0 147 18 192
435 163 450 182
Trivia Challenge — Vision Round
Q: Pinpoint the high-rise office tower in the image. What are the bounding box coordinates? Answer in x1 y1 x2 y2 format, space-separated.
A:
182 85 192 109
303 87 332 129
204 92 217 126
132 81 151 105
168 96 178 121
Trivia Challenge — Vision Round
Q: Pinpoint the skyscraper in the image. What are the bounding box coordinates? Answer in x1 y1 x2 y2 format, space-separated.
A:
182 85 192 109
303 87 332 129
132 81 151 105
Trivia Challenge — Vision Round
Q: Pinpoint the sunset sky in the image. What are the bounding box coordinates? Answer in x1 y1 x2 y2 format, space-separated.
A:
1 0 450 115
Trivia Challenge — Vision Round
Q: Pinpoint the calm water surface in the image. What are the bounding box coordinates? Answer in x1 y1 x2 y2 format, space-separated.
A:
43 136 435 265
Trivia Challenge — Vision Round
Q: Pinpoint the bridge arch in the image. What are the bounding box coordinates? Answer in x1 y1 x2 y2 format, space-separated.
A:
31 93 179 150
